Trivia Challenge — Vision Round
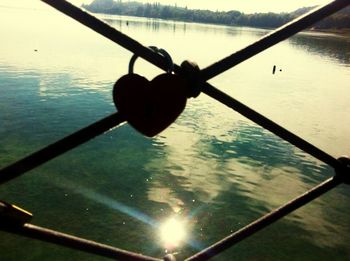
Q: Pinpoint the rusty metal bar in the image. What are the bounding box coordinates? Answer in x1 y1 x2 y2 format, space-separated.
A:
0 2 346 260
0 222 160 261
0 113 125 185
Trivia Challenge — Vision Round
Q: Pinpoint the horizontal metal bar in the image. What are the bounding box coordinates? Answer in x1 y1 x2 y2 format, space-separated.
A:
202 82 342 169
186 176 342 261
0 113 125 185
0 222 160 261
2 3 346 260
200 0 350 81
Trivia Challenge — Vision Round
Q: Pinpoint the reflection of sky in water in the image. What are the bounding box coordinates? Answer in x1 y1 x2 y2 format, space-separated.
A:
145 108 349 248
1 5 350 260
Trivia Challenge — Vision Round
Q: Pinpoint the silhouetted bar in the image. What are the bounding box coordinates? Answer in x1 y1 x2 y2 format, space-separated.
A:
202 83 342 169
200 0 350 81
39 0 347 170
42 0 350 83
186 177 342 261
0 113 124 185
41 0 170 72
0 1 347 260
0 223 160 261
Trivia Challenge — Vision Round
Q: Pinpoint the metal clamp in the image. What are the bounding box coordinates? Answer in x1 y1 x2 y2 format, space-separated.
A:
336 156 350 184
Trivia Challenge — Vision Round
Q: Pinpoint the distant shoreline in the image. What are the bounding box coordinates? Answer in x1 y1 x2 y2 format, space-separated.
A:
83 1 350 33
309 28 350 36
90 10 350 37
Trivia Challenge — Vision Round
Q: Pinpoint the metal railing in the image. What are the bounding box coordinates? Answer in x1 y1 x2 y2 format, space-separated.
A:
0 0 349 260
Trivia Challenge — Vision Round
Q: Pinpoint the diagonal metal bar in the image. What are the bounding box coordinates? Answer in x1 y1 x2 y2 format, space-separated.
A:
200 0 350 81
42 0 350 83
0 222 160 261
201 82 342 169
0 0 343 186
40 0 344 170
186 176 342 261
41 0 170 73
0 2 346 260
0 113 125 185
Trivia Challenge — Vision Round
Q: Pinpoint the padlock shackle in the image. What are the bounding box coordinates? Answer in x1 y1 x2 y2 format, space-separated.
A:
128 46 174 74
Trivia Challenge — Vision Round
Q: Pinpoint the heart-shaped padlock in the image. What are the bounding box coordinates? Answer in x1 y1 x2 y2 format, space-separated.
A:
113 47 187 137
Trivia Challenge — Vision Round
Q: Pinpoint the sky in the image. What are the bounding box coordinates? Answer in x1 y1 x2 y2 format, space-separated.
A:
1 0 331 13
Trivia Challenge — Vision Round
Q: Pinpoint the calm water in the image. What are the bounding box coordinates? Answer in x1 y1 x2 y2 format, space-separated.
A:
1 4 350 261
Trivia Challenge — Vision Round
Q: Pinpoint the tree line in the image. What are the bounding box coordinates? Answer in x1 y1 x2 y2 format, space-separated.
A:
83 0 350 29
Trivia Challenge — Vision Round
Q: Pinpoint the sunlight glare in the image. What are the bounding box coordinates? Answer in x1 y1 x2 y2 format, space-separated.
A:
159 217 187 249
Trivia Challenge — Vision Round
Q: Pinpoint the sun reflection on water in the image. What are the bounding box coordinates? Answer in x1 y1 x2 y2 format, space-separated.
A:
159 217 187 250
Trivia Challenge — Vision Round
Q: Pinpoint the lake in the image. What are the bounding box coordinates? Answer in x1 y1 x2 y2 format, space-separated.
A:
0 3 350 261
